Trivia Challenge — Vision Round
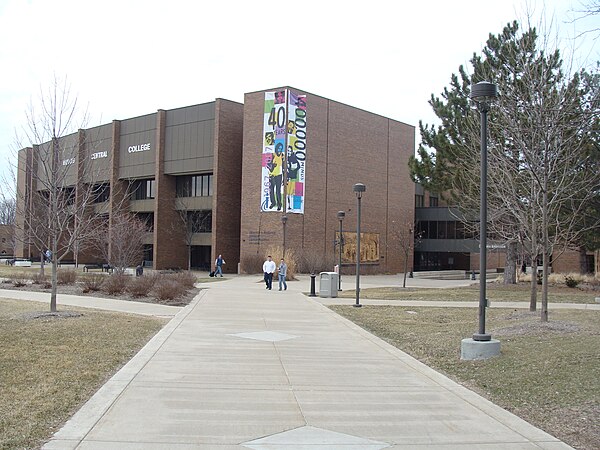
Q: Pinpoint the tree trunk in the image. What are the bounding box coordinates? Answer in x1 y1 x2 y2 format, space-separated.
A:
402 251 408 288
504 241 517 284
529 254 538 312
50 253 58 313
188 245 192 272
579 246 588 274
40 251 45 277
541 250 549 322
541 183 549 322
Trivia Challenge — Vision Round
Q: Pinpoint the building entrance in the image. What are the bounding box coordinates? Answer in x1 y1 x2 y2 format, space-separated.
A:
191 245 211 271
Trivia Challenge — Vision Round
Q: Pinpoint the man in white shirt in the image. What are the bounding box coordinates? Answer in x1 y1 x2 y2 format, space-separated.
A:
263 255 276 290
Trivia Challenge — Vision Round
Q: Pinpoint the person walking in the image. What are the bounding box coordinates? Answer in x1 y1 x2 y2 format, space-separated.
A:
215 254 225 277
278 258 288 291
263 255 276 290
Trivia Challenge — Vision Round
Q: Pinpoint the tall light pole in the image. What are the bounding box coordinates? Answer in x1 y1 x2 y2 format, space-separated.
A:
281 215 288 259
337 210 345 291
353 183 366 307
470 81 498 341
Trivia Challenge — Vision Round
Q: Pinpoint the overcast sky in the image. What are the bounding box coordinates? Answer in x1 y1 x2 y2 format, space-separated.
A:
0 0 597 187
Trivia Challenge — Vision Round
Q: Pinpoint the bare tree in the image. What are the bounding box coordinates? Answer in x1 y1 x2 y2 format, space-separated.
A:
90 210 146 275
391 220 422 288
571 0 600 38
9 76 113 312
0 198 16 225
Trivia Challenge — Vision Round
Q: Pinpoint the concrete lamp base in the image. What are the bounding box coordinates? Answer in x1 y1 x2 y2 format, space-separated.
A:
460 338 501 360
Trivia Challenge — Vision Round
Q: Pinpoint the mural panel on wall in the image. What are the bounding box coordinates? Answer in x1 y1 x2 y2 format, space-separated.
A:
337 232 380 263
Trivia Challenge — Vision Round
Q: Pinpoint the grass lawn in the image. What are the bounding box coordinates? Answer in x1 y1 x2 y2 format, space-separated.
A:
0 298 166 450
338 282 598 303
330 304 600 450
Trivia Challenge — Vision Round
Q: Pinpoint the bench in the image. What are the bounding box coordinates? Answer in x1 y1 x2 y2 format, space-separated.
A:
14 259 32 267
83 263 112 273
57 260 75 267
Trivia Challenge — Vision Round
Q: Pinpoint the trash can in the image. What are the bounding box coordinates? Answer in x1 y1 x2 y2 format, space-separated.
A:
319 272 339 298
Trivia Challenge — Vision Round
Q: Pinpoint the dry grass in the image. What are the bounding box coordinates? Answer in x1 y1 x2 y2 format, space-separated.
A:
0 298 166 450
330 305 600 450
339 282 598 304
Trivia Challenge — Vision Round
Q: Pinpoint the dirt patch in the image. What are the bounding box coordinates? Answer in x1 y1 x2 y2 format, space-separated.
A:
495 309 581 335
493 320 580 336
19 310 84 321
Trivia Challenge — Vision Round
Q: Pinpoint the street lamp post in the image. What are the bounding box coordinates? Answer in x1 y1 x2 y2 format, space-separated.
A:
281 215 288 259
470 81 498 342
353 183 366 307
337 211 345 291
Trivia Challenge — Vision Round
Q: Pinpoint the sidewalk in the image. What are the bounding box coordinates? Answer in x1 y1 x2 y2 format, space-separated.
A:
41 275 572 449
0 289 182 318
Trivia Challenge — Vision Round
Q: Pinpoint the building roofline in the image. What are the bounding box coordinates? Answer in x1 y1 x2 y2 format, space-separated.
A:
245 85 415 129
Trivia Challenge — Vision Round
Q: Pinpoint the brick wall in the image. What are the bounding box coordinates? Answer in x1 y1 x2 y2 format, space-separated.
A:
212 99 244 273
154 110 187 270
239 87 415 274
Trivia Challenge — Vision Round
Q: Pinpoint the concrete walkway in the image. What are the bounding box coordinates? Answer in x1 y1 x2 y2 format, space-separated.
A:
36 275 575 449
0 289 182 318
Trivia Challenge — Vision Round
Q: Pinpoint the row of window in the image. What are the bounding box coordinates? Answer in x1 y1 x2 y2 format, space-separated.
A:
416 220 475 240
132 179 156 200
176 174 213 198
130 174 214 201
93 184 110 203
94 211 212 233
86 174 214 203
415 195 438 208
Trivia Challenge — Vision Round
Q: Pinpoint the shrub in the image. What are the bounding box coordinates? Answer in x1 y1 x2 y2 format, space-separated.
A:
241 253 265 274
174 271 197 289
548 273 565 285
153 278 185 301
82 274 105 293
103 274 129 295
58 269 77 285
31 272 48 285
127 276 155 298
297 249 336 275
565 275 580 288
10 272 28 287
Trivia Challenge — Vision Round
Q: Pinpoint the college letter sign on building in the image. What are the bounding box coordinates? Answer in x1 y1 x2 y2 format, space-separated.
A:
261 90 306 214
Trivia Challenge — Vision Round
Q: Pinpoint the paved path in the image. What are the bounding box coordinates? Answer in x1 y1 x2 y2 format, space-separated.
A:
0 289 182 318
38 275 573 449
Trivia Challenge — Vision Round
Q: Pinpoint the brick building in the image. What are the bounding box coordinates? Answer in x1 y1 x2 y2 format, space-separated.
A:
14 86 594 275
239 88 415 274
15 87 416 274
0 224 14 258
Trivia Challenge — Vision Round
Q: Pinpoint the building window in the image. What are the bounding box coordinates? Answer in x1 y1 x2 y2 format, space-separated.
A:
92 184 110 203
415 195 424 208
176 174 213 198
136 212 154 232
61 187 76 205
429 196 438 207
188 210 212 233
132 179 155 200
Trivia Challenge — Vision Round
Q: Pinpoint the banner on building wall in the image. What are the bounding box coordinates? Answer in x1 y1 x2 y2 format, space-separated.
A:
261 90 306 214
